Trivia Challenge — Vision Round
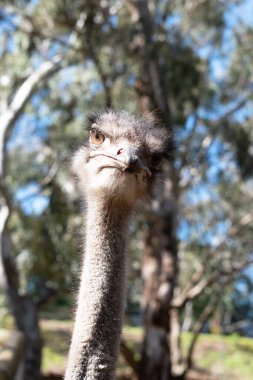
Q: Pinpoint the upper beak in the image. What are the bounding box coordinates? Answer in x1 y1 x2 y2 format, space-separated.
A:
119 146 139 167
89 145 151 177
117 146 151 176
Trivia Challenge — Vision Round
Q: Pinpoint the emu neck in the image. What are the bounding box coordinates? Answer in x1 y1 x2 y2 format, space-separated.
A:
65 200 130 380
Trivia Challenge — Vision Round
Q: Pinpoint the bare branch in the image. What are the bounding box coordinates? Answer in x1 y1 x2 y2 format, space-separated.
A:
120 340 138 376
186 293 220 369
229 212 253 237
173 258 253 308
200 96 250 128
0 56 62 137
0 8 81 53
86 39 112 108
223 319 253 334
0 56 63 179
185 272 237 370
176 250 215 307
40 156 67 187
179 114 199 171
135 0 171 129
75 12 112 108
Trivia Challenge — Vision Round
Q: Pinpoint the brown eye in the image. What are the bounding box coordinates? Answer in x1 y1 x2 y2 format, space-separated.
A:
90 130 105 145
150 153 162 166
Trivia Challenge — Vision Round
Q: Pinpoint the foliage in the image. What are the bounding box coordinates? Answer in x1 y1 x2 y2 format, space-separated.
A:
1 0 253 378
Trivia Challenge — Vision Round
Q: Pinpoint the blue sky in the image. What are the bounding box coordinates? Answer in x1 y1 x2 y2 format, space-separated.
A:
2 0 253 310
15 183 49 215
5 0 253 233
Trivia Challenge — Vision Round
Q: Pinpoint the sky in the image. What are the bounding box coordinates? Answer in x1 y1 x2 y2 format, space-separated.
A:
3 0 253 253
1 0 253 326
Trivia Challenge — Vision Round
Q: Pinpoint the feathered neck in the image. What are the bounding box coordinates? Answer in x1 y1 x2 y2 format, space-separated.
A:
65 200 131 380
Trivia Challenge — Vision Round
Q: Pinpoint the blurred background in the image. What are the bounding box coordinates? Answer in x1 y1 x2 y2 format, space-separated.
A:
0 1 253 379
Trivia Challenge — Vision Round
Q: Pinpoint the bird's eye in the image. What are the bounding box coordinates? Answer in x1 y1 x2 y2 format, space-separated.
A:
150 153 162 166
90 130 105 145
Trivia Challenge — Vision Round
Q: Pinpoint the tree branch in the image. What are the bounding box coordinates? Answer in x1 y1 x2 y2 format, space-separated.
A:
76 11 112 108
229 212 253 237
223 319 253 334
199 96 250 128
0 57 62 140
185 272 238 370
186 293 220 369
0 56 63 179
136 0 171 129
173 258 253 308
0 9 81 53
40 156 67 187
179 113 199 172
86 39 112 108
120 339 138 377
0 56 65 378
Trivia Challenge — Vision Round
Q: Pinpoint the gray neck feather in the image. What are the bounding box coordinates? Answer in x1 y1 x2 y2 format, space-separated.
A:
65 200 131 380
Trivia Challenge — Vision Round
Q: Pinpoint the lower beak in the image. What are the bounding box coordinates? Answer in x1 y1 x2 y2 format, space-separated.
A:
89 147 151 177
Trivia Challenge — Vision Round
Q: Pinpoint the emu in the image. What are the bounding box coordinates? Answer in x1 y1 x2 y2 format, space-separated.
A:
65 109 170 379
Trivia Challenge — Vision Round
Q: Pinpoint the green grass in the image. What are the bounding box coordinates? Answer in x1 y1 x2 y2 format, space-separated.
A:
40 322 253 379
0 296 14 330
41 322 253 379
40 322 143 374
40 319 72 373
183 332 253 380
42 346 67 373
1 306 253 380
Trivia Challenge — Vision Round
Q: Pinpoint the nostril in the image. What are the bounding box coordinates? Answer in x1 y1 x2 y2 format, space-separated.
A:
129 156 138 164
117 148 123 155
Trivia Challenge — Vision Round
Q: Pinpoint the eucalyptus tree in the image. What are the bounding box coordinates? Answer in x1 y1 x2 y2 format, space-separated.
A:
1 1 253 380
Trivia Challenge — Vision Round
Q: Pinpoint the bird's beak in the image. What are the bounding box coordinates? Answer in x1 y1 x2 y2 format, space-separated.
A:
89 146 151 177
117 146 151 177
119 146 139 167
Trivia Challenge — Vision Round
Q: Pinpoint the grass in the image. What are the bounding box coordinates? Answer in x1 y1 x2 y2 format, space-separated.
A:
1 307 253 379
41 322 253 379
0 296 14 330
40 319 72 374
40 320 142 375
188 333 253 380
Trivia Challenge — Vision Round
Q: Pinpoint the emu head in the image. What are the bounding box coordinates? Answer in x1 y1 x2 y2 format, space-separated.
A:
72 110 172 206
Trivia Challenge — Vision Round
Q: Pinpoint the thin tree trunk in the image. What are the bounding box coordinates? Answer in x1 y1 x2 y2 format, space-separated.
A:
132 2 184 377
0 57 63 380
186 296 220 370
169 308 184 378
138 211 171 379
181 302 193 332
138 185 181 380
0 199 43 380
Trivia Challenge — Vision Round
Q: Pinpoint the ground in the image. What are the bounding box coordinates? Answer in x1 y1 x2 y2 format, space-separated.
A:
39 313 253 380
1 304 252 380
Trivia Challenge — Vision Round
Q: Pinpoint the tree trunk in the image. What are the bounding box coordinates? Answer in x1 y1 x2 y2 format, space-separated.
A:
0 214 42 380
133 4 183 372
133 3 184 375
138 178 182 380
0 56 63 380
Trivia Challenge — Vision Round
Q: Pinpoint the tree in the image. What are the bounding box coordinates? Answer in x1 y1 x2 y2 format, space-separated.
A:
1 1 253 379
124 1 252 378
0 57 63 378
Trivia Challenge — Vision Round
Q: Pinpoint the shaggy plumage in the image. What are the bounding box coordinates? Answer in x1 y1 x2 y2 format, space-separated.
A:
65 110 171 380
